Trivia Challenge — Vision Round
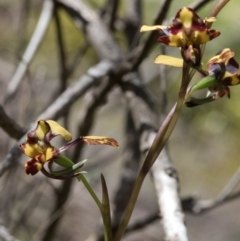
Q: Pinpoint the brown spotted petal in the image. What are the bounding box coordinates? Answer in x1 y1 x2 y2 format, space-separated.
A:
19 142 44 158
158 7 220 48
222 72 240 86
207 48 235 69
25 154 45 175
207 48 240 86
82 136 119 148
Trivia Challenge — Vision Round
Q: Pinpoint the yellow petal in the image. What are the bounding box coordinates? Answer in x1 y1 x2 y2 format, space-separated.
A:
46 120 72 142
168 33 185 47
154 55 183 67
205 17 216 23
140 25 167 32
82 136 119 148
35 120 50 141
45 147 57 161
223 72 240 85
19 143 43 158
178 7 194 28
207 48 234 67
194 29 220 45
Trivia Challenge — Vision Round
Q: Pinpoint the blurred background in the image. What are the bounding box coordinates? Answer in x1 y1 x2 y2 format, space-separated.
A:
0 0 240 240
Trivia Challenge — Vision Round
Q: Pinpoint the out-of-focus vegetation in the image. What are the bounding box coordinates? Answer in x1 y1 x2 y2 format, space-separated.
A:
1 0 240 241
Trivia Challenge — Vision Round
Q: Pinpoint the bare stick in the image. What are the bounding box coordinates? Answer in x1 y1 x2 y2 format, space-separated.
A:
38 60 114 120
54 2 68 93
151 141 188 241
193 165 240 212
0 225 20 241
104 0 119 30
57 0 122 61
0 105 27 139
4 0 54 103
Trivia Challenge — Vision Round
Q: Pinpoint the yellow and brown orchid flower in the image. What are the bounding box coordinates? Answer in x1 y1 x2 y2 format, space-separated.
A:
207 48 240 87
19 120 119 176
186 48 240 107
141 7 220 67
141 7 219 48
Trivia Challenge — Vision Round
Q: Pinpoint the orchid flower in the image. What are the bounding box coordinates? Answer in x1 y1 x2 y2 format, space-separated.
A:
141 7 220 67
186 48 240 107
19 120 118 176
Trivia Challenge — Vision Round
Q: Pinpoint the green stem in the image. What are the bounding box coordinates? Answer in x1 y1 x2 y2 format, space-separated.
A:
54 155 110 241
78 174 111 241
77 174 103 211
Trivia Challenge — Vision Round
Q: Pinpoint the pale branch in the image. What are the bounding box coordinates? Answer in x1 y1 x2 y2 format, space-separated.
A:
56 0 123 61
38 60 114 120
0 105 27 139
123 190 240 235
0 225 20 241
151 144 188 241
193 165 240 213
4 0 54 103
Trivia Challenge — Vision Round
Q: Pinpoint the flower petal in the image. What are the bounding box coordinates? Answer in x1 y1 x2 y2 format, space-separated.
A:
19 143 44 158
207 48 235 67
82 136 119 148
176 7 195 29
194 29 220 45
45 146 59 161
46 120 72 142
154 55 183 67
204 17 216 23
26 120 51 144
25 158 43 175
140 25 167 32
226 58 239 74
222 72 240 86
159 34 183 47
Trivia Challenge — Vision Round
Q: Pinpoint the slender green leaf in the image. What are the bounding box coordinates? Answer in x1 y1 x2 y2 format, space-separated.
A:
101 174 112 241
